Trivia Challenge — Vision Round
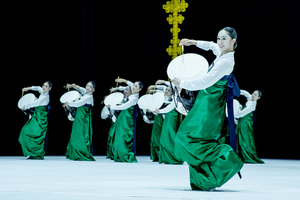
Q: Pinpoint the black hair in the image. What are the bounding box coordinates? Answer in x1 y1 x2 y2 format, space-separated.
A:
88 81 96 88
222 27 237 49
137 81 143 90
255 90 262 98
45 81 52 88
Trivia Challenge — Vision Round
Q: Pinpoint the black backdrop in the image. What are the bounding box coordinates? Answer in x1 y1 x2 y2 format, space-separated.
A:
3 0 299 159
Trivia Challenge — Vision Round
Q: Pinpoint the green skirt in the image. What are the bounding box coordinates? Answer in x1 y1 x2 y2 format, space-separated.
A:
159 109 183 164
150 114 164 161
19 106 48 159
175 80 243 191
66 106 95 161
236 112 264 163
107 122 117 159
112 106 137 163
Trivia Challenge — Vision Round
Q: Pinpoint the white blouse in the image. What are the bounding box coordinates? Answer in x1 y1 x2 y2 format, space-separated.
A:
25 86 49 110
68 87 94 108
180 41 234 91
234 90 257 118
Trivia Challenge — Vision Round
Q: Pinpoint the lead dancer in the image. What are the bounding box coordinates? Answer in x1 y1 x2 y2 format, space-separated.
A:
172 27 244 191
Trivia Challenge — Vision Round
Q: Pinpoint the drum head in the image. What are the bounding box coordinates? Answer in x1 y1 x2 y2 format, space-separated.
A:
138 94 152 110
18 93 37 109
104 92 124 106
60 91 82 103
167 53 208 81
101 106 110 120
148 92 164 112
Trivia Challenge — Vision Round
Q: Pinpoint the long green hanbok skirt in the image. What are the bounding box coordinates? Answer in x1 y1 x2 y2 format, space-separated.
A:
107 122 117 159
66 106 95 161
175 80 244 191
159 109 183 164
19 106 48 159
236 112 264 163
112 106 137 163
150 114 164 161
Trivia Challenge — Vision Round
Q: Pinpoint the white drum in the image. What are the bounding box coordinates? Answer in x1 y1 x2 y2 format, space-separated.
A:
148 92 165 112
60 91 82 103
18 93 37 109
167 53 209 81
167 53 209 115
104 92 124 106
138 92 164 112
60 91 82 121
101 106 117 123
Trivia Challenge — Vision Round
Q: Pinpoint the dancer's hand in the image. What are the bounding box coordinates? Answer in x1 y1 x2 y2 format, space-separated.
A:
179 39 197 46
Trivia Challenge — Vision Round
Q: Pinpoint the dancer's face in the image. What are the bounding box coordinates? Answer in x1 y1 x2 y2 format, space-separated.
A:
165 87 172 97
123 86 132 98
86 82 95 94
217 30 236 54
42 82 51 93
132 82 141 94
251 91 260 101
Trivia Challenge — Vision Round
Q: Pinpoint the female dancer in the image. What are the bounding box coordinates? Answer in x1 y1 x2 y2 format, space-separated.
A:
152 80 183 164
235 90 264 163
19 81 52 159
64 81 96 161
172 27 244 191
107 78 142 163
106 85 132 159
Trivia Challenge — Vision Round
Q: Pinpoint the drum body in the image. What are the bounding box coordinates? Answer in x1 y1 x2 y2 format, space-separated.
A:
60 91 82 121
101 92 124 123
18 93 37 119
167 53 208 115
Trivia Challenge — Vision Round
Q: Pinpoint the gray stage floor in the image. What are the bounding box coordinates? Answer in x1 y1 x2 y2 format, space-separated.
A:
0 156 299 200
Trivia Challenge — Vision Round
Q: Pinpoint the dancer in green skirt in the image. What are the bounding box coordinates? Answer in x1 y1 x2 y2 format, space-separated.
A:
19 81 52 159
106 85 132 159
152 80 183 164
172 27 244 191
64 81 96 161
235 90 264 163
107 78 143 163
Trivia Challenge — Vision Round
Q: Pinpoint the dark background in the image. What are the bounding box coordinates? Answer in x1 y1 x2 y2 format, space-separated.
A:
3 0 299 159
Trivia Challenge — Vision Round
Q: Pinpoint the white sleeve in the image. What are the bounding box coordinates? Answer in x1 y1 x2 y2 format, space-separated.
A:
235 102 256 118
196 41 221 57
180 59 233 91
240 90 252 101
25 95 48 110
118 86 126 91
76 87 86 95
31 86 43 94
156 85 166 92
68 95 93 108
119 81 134 91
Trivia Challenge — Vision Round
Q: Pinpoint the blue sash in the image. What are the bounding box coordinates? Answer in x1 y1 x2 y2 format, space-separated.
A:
220 74 240 152
132 104 139 154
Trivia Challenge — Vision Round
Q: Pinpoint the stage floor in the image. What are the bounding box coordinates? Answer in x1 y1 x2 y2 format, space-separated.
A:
0 156 299 200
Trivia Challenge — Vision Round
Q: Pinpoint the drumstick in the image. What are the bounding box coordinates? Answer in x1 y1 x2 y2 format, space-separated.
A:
116 76 120 88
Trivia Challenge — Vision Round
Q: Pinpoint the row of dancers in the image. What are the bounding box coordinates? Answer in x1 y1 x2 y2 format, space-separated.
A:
18 27 264 191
